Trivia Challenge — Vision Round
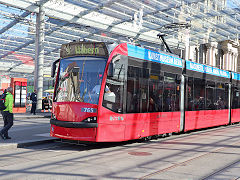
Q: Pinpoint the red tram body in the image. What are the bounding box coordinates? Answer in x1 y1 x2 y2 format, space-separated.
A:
50 42 240 142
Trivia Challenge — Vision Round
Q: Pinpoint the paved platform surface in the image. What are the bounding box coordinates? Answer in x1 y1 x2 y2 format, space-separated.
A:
0 113 239 179
0 122 239 179
0 112 56 149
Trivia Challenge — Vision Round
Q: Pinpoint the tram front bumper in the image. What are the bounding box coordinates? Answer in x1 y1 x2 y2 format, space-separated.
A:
50 118 98 128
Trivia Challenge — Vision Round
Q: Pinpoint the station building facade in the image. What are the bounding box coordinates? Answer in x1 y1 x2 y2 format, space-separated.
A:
187 40 240 72
182 0 239 72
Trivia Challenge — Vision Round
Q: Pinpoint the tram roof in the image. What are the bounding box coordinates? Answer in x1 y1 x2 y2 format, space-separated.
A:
0 0 239 79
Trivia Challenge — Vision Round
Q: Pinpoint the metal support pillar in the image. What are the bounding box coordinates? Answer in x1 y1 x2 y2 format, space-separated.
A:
180 73 185 132
34 5 45 110
184 29 190 60
228 82 232 124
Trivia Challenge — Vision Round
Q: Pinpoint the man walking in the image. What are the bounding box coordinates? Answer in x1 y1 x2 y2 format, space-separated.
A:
0 87 14 140
30 89 37 115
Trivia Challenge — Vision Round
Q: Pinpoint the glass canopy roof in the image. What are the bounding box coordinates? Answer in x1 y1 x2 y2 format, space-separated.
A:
0 0 239 79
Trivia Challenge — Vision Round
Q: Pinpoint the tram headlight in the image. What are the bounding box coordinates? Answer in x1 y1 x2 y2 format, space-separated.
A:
82 117 97 123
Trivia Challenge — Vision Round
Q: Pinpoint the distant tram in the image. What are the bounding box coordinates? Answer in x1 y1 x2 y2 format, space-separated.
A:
50 41 240 142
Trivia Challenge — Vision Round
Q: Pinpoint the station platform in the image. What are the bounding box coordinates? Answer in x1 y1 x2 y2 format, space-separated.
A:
0 112 56 149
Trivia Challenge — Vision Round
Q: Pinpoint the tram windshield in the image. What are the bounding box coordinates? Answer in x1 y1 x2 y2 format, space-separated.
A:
55 56 107 104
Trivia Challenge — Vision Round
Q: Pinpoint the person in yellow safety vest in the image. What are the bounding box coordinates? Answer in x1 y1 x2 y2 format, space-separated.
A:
0 87 14 140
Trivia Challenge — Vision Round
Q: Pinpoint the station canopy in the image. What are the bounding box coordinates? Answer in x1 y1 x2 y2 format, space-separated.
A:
0 0 239 79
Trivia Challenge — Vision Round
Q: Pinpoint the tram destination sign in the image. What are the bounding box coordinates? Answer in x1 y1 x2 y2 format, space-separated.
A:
60 42 109 58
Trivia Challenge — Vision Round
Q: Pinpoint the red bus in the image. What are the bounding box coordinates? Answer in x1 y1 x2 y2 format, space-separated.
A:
50 41 239 142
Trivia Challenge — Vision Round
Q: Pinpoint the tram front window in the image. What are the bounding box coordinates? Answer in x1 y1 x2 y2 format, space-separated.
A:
55 57 106 104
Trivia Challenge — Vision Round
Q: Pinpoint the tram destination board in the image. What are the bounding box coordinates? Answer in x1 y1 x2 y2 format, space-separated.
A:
60 42 109 58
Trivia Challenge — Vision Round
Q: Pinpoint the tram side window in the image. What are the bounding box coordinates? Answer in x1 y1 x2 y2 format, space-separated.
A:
193 78 206 110
141 77 149 113
163 72 180 112
224 83 229 109
215 83 228 109
126 66 149 113
187 77 194 111
103 57 125 113
206 81 216 110
127 66 140 113
148 75 163 112
175 75 181 111
126 61 180 113
232 86 240 109
186 77 229 111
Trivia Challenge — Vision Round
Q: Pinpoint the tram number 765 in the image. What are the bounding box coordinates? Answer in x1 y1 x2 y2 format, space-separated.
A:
81 108 97 113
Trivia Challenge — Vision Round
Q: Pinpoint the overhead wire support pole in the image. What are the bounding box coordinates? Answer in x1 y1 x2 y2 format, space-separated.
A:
34 4 45 111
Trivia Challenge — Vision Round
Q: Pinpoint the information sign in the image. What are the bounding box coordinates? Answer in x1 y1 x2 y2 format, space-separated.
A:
60 42 109 58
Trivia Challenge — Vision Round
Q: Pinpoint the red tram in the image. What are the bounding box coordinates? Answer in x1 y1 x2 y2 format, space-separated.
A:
50 41 240 142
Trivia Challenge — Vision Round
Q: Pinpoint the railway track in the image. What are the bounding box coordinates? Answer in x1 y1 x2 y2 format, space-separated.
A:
139 137 240 180
0 123 239 180
200 158 240 180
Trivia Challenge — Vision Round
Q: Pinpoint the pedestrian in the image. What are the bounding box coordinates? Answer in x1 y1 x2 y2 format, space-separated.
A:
0 89 7 113
0 89 7 124
0 87 14 140
30 89 37 115
42 97 49 112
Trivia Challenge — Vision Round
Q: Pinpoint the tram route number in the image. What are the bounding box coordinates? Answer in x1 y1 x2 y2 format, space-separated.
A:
81 108 97 113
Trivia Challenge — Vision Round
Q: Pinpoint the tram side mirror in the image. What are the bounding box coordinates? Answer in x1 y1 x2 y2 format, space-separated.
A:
51 63 56 78
108 62 114 77
51 59 60 78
